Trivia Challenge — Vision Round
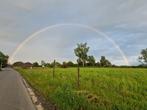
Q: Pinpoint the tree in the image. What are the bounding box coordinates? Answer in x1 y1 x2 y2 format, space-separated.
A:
53 60 56 78
0 51 9 70
55 62 61 67
138 48 147 65
62 62 67 68
33 62 39 67
96 62 101 67
74 43 90 88
45 63 51 67
67 61 74 67
87 55 96 66
41 60 46 67
50 61 61 67
100 56 112 67
74 43 89 67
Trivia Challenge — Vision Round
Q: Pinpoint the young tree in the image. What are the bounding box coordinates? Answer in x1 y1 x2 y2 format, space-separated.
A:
74 43 90 88
74 43 89 67
138 48 147 65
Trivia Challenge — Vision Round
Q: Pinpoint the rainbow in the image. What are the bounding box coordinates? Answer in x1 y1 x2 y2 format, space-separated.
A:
9 23 130 65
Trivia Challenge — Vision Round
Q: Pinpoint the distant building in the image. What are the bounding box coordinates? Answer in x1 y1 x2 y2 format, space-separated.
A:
23 62 33 68
13 62 33 68
13 62 24 67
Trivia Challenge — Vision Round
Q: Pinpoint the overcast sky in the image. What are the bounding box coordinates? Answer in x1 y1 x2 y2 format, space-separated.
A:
0 0 147 65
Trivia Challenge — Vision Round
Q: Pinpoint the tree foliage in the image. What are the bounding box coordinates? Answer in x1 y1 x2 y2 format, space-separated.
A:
50 61 61 67
0 51 9 69
74 43 90 67
67 61 74 67
138 48 147 65
41 60 46 67
61 61 75 68
87 55 96 66
62 62 67 68
100 56 111 67
33 62 39 67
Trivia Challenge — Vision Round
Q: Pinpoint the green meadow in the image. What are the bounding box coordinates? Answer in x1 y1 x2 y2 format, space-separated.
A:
16 67 147 110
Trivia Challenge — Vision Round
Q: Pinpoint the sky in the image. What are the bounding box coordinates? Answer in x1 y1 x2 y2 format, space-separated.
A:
0 0 147 65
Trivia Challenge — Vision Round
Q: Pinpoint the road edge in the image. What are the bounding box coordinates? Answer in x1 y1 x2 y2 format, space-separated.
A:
22 77 44 110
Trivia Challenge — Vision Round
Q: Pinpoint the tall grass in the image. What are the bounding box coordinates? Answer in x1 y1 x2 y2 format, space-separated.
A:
17 67 147 110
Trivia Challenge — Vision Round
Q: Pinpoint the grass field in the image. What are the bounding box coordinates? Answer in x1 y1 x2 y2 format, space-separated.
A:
16 67 147 110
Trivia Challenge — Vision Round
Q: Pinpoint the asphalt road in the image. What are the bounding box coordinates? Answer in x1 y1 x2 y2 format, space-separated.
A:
0 68 36 110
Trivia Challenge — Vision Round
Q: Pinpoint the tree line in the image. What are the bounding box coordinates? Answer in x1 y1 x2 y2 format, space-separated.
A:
12 55 112 68
0 43 147 69
13 43 113 68
12 43 147 68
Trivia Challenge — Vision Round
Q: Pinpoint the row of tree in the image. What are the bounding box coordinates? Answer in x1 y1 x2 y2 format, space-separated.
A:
12 43 147 68
74 43 112 67
74 43 147 67
12 55 112 68
1 43 147 69
12 43 113 68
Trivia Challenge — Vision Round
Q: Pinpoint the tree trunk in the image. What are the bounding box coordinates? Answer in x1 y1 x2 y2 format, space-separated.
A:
77 62 80 88
82 61 84 67
53 60 56 78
